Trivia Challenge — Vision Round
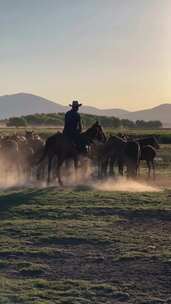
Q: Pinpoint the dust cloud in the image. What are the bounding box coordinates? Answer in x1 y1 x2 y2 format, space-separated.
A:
0 169 27 189
0 155 31 189
0 156 162 193
62 160 162 192
93 177 162 192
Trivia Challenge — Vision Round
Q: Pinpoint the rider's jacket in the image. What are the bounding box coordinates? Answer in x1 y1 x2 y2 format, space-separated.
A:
63 110 81 138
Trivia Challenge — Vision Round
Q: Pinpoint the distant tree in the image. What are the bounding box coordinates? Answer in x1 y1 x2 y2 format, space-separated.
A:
7 117 27 127
136 120 162 129
120 119 135 128
5 113 162 130
112 117 121 128
146 120 162 129
135 120 145 128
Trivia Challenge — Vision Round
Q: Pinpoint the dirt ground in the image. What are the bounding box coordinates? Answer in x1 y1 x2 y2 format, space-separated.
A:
0 187 170 303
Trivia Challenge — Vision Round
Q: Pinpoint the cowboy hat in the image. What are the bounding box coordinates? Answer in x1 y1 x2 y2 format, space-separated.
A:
69 100 82 107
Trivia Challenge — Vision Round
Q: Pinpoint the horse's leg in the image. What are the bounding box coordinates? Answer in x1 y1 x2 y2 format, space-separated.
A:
16 157 22 181
118 158 124 176
84 158 90 178
97 158 102 179
127 160 136 178
131 162 136 178
47 156 52 185
137 161 141 177
36 164 41 180
99 157 107 178
65 159 70 170
135 161 139 178
109 157 115 177
74 157 79 183
56 158 64 186
126 163 131 179
152 159 156 180
146 160 151 179
37 161 45 181
102 158 108 177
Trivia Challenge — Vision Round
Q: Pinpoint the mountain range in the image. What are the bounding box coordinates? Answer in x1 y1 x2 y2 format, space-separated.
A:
0 93 170 126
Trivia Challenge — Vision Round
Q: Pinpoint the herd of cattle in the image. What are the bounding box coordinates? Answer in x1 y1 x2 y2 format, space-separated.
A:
0 125 160 186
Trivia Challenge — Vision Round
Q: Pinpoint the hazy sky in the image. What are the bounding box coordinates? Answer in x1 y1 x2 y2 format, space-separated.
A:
0 0 171 110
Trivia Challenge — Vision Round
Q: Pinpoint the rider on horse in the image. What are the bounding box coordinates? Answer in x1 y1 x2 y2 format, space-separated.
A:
63 100 83 150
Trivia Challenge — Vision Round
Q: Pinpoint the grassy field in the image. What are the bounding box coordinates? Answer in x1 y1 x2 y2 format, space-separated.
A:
1 126 171 136
0 187 170 303
1 126 171 146
0 127 170 303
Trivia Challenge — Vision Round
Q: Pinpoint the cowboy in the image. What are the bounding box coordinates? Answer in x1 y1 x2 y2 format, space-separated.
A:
63 100 82 146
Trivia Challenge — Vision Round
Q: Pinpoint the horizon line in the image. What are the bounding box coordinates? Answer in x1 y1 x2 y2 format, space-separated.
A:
0 91 171 113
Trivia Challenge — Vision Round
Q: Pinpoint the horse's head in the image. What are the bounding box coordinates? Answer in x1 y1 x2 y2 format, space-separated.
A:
152 136 160 149
90 121 106 143
138 136 160 150
144 136 160 149
25 130 34 139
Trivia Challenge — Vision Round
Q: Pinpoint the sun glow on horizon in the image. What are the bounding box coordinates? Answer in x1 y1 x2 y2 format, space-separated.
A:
0 0 171 110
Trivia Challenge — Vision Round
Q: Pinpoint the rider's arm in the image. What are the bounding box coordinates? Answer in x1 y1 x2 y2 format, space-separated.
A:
78 115 82 133
64 112 69 126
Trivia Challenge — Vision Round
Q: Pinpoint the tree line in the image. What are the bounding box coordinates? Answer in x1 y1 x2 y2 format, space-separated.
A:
6 113 162 129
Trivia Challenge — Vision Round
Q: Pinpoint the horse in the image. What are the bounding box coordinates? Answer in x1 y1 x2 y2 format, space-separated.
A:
38 122 106 185
140 145 157 179
0 137 21 178
136 136 159 179
124 140 141 178
11 131 45 181
99 135 126 177
97 135 141 178
136 136 159 149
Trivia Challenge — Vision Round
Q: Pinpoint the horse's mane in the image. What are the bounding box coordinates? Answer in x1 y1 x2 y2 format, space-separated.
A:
136 135 157 141
108 135 127 144
81 123 97 136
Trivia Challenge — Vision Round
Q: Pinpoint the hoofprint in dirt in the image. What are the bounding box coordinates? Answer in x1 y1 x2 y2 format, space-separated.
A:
0 188 170 303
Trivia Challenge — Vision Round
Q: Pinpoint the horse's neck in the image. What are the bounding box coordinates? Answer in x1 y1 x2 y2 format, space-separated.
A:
139 137 151 146
81 129 93 140
106 136 126 149
108 136 126 144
